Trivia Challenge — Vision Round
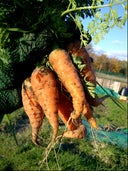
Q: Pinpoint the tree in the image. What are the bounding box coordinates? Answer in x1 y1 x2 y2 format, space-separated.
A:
119 60 127 76
108 58 121 73
94 54 109 71
86 44 127 75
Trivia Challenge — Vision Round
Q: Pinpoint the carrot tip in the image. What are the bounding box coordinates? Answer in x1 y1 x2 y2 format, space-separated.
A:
63 124 86 139
70 112 81 120
88 117 99 129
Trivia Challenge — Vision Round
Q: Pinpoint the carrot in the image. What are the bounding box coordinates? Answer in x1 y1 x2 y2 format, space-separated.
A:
62 124 86 139
66 41 109 107
49 49 85 120
84 88 109 107
49 49 98 128
58 92 86 138
58 92 78 131
22 77 44 145
66 41 96 86
31 67 59 145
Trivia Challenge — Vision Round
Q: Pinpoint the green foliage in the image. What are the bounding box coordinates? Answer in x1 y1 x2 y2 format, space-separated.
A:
0 0 93 114
0 0 127 115
0 88 22 114
71 55 86 72
13 30 53 63
0 0 87 47
87 0 127 43
84 80 96 98
71 54 96 98
0 65 15 89
0 48 11 66
0 0 127 51
63 0 127 45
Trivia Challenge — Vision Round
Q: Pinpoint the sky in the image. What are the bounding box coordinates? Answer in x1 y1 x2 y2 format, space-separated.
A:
82 1 127 61
92 23 127 61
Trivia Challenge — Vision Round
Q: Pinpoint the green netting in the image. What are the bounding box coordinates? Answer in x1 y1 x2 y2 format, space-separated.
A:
95 86 120 98
82 120 128 149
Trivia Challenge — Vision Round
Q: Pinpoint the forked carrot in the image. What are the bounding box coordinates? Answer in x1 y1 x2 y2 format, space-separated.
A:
31 67 59 145
22 77 44 145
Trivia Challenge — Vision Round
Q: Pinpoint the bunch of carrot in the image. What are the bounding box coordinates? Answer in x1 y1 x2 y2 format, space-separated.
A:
22 41 108 146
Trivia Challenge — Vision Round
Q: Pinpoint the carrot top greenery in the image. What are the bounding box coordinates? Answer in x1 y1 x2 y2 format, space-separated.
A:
0 0 127 114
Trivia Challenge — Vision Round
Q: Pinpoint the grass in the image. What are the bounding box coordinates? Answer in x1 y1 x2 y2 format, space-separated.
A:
0 98 127 171
94 97 127 128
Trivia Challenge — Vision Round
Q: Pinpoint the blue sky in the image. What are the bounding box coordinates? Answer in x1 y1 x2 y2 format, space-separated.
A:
82 1 127 61
91 23 127 61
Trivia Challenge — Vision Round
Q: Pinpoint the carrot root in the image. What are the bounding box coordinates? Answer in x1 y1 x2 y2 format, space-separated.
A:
58 92 79 131
22 42 103 145
63 124 86 139
49 49 99 129
22 77 44 145
88 117 98 129
31 67 59 145
49 49 85 120
66 41 96 85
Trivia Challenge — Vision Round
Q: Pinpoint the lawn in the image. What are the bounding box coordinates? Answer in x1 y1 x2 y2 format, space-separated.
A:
0 97 127 171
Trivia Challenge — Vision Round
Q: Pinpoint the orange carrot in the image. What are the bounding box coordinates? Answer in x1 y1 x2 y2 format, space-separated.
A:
49 49 85 120
62 124 86 139
49 49 98 129
22 77 44 145
66 41 108 107
58 92 86 139
31 67 59 144
58 92 77 131
66 41 96 86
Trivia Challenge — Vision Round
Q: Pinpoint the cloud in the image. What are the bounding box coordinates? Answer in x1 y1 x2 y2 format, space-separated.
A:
92 44 127 61
105 50 127 61
112 40 122 45
92 45 105 54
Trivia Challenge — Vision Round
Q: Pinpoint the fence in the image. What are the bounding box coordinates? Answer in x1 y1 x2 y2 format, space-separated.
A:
96 77 121 93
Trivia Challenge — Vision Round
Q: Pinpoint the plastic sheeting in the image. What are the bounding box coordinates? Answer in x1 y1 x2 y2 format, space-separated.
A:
95 86 120 98
82 120 128 149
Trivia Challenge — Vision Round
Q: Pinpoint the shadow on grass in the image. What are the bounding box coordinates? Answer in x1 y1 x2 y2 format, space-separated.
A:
0 159 14 171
